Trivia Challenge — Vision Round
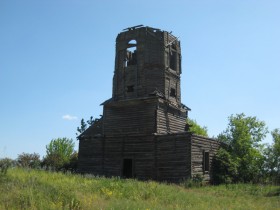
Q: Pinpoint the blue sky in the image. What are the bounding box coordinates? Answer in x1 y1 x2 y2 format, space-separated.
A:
1 0 279 159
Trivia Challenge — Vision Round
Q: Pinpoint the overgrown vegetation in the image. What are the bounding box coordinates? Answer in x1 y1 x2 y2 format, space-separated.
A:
0 168 279 210
76 116 97 138
263 128 280 184
186 118 208 137
17 152 41 169
42 137 77 171
213 113 280 185
0 158 15 175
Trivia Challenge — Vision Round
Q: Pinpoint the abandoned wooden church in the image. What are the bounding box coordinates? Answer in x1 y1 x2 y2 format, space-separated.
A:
78 25 221 182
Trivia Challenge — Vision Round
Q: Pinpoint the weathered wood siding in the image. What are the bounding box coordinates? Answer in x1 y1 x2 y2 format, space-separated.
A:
103 98 157 136
156 100 186 134
78 137 103 175
78 133 221 182
156 134 191 182
78 133 194 182
78 135 156 180
190 135 221 181
103 97 186 137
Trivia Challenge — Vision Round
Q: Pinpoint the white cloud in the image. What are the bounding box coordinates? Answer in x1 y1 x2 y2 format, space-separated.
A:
62 114 78 121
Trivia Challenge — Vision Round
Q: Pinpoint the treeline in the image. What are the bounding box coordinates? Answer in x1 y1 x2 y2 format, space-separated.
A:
188 113 280 185
0 138 78 174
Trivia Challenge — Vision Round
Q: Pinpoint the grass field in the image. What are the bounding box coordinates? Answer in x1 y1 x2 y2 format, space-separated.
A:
0 168 279 210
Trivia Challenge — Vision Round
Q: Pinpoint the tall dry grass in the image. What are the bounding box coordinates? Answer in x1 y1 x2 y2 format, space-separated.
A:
0 168 279 209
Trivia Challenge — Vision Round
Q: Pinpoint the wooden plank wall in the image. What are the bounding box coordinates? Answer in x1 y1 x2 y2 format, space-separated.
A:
103 99 157 136
156 134 191 182
78 135 156 180
190 135 221 182
78 137 103 175
103 97 186 136
78 133 221 182
157 108 186 133
104 136 156 179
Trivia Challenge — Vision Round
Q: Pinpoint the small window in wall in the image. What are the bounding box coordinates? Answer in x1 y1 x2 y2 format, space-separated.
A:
170 88 176 97
203 151 210 173
127 85 134 92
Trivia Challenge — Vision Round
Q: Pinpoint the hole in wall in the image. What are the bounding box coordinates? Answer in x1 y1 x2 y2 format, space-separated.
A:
127 85 134 92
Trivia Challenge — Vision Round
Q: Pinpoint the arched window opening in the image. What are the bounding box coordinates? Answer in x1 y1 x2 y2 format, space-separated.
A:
124 40 137 67
128 39 137 45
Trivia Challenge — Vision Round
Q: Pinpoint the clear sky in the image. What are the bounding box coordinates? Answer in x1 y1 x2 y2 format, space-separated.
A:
1 0 279 159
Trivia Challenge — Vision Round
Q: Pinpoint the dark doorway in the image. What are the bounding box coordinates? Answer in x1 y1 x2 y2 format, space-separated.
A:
122 159 133 178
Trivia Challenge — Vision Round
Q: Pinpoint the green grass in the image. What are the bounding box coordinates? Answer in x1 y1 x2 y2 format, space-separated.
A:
0 168 279 210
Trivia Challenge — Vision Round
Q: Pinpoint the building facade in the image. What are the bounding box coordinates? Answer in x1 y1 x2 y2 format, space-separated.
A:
78 26 221 182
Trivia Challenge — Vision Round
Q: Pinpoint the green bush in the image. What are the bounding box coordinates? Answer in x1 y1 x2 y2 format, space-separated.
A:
62 152 78 172
0 158 15 175
17 153 41 169
43 138 75 171
212 148 238 185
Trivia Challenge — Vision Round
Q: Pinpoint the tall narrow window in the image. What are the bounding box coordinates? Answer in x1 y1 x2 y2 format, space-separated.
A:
170 88 176 97
125 40 137 67
203 151 210 173
169 51 177 70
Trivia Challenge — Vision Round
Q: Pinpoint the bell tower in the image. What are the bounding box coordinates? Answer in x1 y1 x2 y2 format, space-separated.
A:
113 25 182 106
103 26 189 136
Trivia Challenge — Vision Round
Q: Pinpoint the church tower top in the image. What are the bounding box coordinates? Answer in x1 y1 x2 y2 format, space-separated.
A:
112 26 182 107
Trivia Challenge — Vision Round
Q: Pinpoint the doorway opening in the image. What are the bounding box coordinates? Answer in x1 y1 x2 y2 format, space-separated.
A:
122 158 133 178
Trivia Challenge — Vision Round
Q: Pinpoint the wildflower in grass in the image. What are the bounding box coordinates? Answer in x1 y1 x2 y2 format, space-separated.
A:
100 187 113 198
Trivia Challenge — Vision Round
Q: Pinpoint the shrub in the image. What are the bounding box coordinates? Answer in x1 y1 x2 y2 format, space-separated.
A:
43 138 75 171
62 152 78 172
212 148 238 184
17 153 41 169
0 158 15 175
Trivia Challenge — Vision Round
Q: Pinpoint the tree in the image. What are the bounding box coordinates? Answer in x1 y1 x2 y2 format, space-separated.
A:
43 138 75 170
76 118 87 137
76 116 95 138
271 128 280 160
212 148 238 184
263 128 280 184
216 113 268 183
17 152 41 169
186 118 208 137
271 128 280 183
62 151 79 172
87 116 95 126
